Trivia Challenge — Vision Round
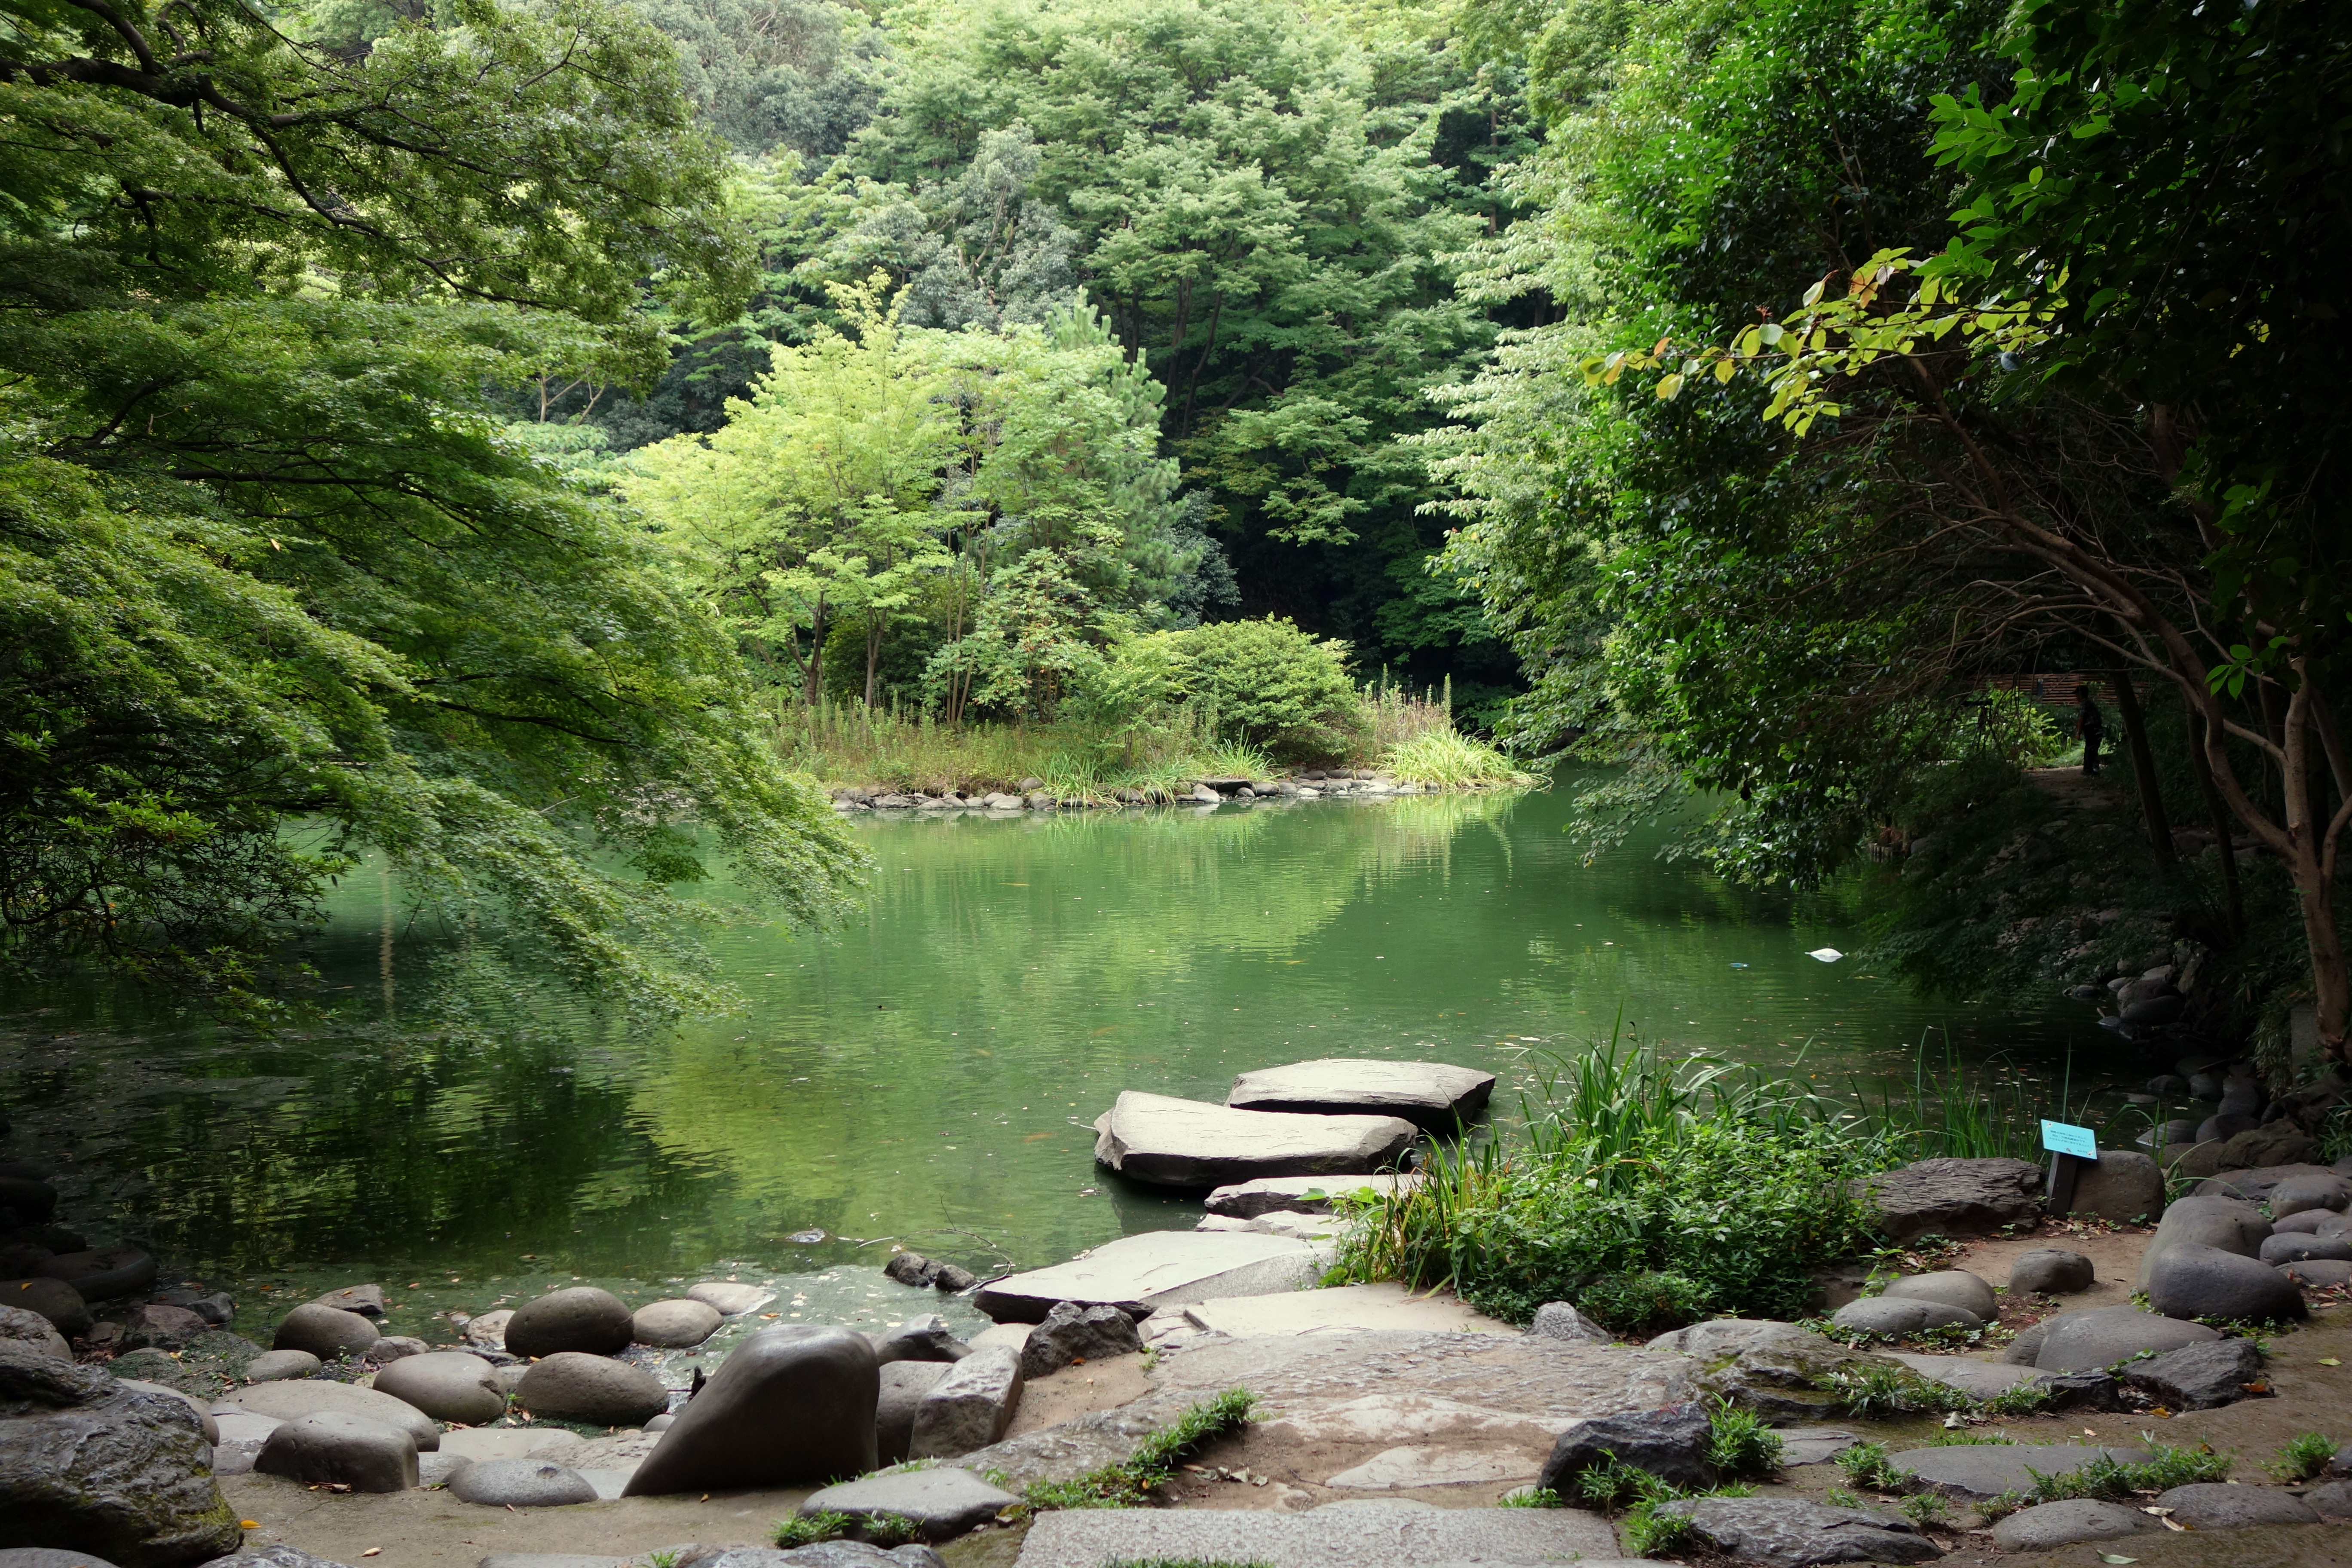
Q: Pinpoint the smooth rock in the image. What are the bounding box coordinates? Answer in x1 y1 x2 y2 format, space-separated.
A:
34 1249 154 1303
1326 1445 1541 1488
1896 1442 2148 1500
514 1351 668 1427
1882 1270 1996 1319
801 1467 1019 1540
0 1278 91 1339
2134 1194 2271 1290
463 1308 513 1347
2119 1337 2267 1409
372 1349 508 1425
2283 1258 2352 1287
1989 1498 2159 1552
688 1281 775 1316
1654 1496 1938 1567
909 1344 1023 1459
2146 1241 2307 1322
114 1378 218 1443
2304 1480 2352 1519
255 1411 418 1492
272 1302 380 1360
1528 1301 1611 1344
1091 1091 1418 1188
1860 1156 2042 1241
871 1314 971 1366
2155 1481 2317 1527
2271 1174 2352 1217
1204 1174 1411 1219
2193 1162 2337 1204
1539 1400 1715 1494
2063 1150 2166 1223
1013 1499 1624 1568
623 1325 877 1494
363 1335 428 1364
973 1229 1323 1323
1828 1296 1980 1335
448 1457 600 1507
0 1344 238 1565
876 1361 951 1466
0 1303 70 1360
2272 1209 2333 1234
505 1286 634 1359
1882 1353 2046 1402
209 1409 280 1476
1226 1059 1496 1131
631 1298 721 1348
308 1284 386 1318
244 1349 321 1382
1019 1300 1142 1379
119 1304 205 1351
2262 1233 2352 1264
2031 1306 2222 1372
213 1377 440 1450
1650 1319 1900 1422
2008 1249 2095 1295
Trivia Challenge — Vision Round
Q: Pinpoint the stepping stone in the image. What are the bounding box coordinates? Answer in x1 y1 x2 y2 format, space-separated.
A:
802 1466 1020 1540
974 1230 1325 1323
1652 1497 1937 1567
1226 1059 1496 1130
2157 1481 2318 1527
1092 1092 1418 1188
1205 1174 1413 1219
1013 1499 1623 1567
688 1280 776 1316
1324 1444 1542 1488
1886 1352 2048 1402
1893 1443 2149 1500
1181 1283 1512 1339
213 1378 439 1450
1776 1426 1863 1465
1991 1498 2159 1552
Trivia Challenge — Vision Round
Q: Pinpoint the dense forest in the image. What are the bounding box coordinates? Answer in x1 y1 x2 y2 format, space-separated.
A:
5 0 2348 1047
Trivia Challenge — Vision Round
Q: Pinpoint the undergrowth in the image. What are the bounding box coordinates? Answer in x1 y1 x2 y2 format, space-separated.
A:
1981 1442 2233 1518
2271 1431 2334 1482
1022 1389 1258 1510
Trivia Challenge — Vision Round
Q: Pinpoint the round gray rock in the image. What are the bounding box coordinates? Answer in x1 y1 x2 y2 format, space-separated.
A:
1829 1296 1980 1336
505 1286 633 1358
1528 1301 1611 1344
802 1466 1020 1541
2271 1209 2332 1234
631 1298 721 1348
0 1303 70 1360
2031 1305 2222 1372
2271 1175 2352 1218
214 1376 441 1450
116 1378 218 1443
513 1350 668 1426
447 1457 599 1507
2146 1242 2307 1323
2260 1233 2352 1265
1989 1498 2159 1552
0 1278 91 1338
2133 1194 2271 1291
2009 1249 2095 1295
364 1335 429 1364
2304 1479 2352 1519
1882 1270 1996 1319
2155 1481 2318 1528
272 1302 380 1359
253 1410 418 1492
2282 1258 2352 1288
245 1348 321 1382
372 1349 508 1425
2066 1150 2166 1223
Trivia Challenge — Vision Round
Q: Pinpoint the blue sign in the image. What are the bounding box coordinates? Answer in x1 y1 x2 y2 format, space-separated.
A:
2041 1120 2097 1159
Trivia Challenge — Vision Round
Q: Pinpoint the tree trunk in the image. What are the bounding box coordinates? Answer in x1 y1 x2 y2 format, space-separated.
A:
2111 667 2174 866
2186 698 2246 937
2283 678 2351 1058
865 610 883 709
803 598 829 708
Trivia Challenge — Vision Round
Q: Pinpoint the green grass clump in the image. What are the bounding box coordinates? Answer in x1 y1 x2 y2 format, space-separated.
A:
2271 1431 2335 1482
1705 1401 1785 1479
773 1510 852 1547
1815 1364 1977 1419
1022 1389 1258 1510
1834 1439 1912 1492
1380 729 1526 787
1975 1442 2235 1517
1501 1487 1563 1508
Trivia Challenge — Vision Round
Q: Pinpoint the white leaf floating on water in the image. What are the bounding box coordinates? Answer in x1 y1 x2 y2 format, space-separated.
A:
1807 947 1845 962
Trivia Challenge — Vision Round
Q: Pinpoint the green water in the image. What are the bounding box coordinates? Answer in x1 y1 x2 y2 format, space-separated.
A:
0 781 2125 1339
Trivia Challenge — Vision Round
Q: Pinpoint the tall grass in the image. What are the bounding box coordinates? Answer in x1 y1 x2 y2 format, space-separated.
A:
1381 729 1528 787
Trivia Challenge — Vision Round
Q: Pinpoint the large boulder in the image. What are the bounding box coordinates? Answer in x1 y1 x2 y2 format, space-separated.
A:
371 1350 508 1425
1651 1320 1900 1421
1538 1402 1715 1495
2023 1305 2223 1372
2144 1243 2306 1323
253 1412 417 1493
2260 1233 2352 1264
513 1351 668 1427
622 1325 877 1494
2171 1124 2318 1178
1651 1497 1938 1567
212 1378 440 1450
973 1230 1324 1323
0 1341 241 1566
0 1279 90 1339
447 1457 599 1507
1225 1059 1496 1131
2270 1174 2352 1217
632 1299 721 1349
1203 1174 1412 1219
1829 1297 1980 1336
908 1345 1023 1460
307 1284 385 1318
1091 1091 1418 1188
242 1350 319 1383
270 1303 378 1360
2118 1338 2267 1409
2192 1162 2337 1204
2062 1151 2165 1223
121 1305 206 1352
2132 1194 2270 1291
504 1287 634 1359
876 1362 952 1466
1859 1157 2042 1241
0 1305 70 1361
1019 1302 1142 1380
1880 1270 1995 1320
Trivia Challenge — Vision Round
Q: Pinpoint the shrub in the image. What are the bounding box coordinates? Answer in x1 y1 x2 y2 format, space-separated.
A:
1157 618 1366 761
1705 1401 1785 1479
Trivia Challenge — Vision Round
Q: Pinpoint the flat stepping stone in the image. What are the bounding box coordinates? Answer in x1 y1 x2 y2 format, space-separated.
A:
1886 1352 2048 1401
1206 1173 1414 1218
1013 1499 1623 1567
1991 1498 2160 1552
1652 1497 1937 1566
1181 1282 1512 1339
974 1230 1324 1323
1776 1426 1864 1465
1893 1443 2149 1500
2157 1481 2319 1528
688 1280 776 1316
803 1465 1019 1539
1226 1059 1496 1130
1092 1091 1418 1188
1324 1443 1541 1488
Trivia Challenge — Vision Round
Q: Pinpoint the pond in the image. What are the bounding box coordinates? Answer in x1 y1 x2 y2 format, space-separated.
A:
0 779 2128 1341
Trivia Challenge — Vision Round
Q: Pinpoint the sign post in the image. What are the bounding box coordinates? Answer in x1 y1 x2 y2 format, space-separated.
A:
2041 1119 2098 1214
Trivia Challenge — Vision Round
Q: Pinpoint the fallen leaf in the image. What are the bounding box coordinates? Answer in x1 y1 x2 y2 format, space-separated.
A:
362 1553 381 1559
239 1521 260 1530
2159 1516 2186 1531
2082 1428 2098 1437
2099 1555 2139 1564
2321 1357 2342 1366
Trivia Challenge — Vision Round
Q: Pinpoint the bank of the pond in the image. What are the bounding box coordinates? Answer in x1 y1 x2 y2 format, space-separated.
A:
822 764 1527 814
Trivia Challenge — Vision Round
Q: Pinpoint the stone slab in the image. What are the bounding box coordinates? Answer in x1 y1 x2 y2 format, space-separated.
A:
1324 1443 1542 1488
1776 1426 1863 1465
804 1466 1020 1539
1205 1174 1414 1219
1013 1499 1621 1567
1893 1443 2150 1499
1886 1351 2049 1401
1092 1091 1418 1188
1227 1060 1497 1130
974 1230 1325 1323
1181 1283 1513 1339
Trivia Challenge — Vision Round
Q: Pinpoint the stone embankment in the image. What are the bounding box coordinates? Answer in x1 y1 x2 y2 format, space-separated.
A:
825 769 1493 815
16 1060 2352 1568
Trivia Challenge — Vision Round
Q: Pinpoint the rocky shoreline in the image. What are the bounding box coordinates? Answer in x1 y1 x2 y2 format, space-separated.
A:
14 1058 2352 1568
823 768 1522 815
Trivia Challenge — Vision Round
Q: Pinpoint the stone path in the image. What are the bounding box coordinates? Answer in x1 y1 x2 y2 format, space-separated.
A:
1012 1498 1634 1567
972 1229 1327 1323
